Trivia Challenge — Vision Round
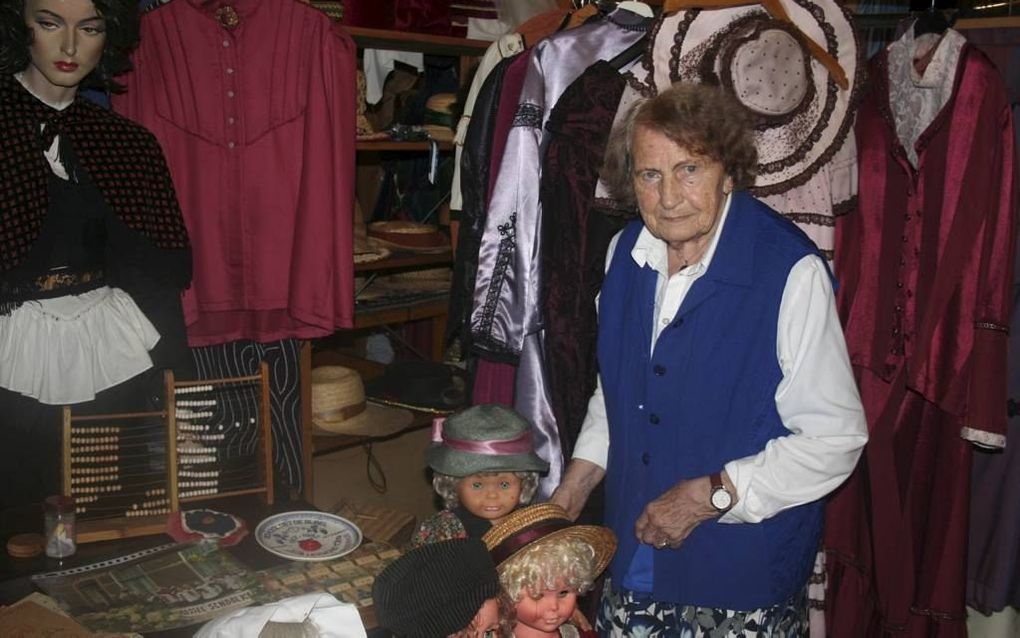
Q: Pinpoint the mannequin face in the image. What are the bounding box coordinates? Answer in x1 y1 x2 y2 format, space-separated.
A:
513 580 578 636
22 0 106 103
457 472 521 522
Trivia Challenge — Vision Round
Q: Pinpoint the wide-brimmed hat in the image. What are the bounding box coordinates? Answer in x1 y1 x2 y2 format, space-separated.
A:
647 0 861 196
368 220 451 254
482 503 617 578
426 404 549 477
372 538 500 638
310 366 412 437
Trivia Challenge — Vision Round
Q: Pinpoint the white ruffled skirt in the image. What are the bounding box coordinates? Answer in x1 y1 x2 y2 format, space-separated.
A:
0 286 160 405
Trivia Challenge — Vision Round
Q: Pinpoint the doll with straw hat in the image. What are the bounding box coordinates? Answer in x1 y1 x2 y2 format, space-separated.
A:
410 404 549 548
482 503 617 638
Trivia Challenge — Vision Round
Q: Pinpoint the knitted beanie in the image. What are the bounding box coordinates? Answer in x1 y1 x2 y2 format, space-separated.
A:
372 538 500 637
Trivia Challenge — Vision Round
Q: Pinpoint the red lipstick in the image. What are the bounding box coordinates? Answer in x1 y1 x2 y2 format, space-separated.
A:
54 61 78 72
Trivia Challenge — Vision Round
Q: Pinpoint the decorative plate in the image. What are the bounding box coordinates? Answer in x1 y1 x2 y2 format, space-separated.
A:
255 511 362 561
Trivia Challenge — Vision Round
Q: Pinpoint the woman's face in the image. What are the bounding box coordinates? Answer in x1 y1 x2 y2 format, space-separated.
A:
456 472 522 522
23 0 106 101
514 580 578 635
631 125 733 267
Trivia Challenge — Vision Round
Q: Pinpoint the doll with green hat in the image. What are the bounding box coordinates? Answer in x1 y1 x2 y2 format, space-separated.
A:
410 404 549 548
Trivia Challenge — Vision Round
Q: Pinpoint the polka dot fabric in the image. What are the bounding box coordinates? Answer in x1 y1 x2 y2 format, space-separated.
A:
0 73 190 274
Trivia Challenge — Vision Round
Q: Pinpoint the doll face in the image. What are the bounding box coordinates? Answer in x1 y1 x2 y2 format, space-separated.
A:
23 0 106 102
457 472 521 521
514 579 578 635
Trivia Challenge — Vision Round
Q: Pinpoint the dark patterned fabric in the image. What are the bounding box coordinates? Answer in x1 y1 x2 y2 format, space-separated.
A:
448 54 517 354
191 339 303 490
0 74 191 277
540 62 636 456
596 578 809 637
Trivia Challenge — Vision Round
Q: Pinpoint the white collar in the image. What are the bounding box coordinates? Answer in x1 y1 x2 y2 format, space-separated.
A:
630 192 733 277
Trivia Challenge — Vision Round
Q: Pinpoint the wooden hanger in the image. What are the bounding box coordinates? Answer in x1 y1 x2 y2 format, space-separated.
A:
661 0 849 89
518 2 601 48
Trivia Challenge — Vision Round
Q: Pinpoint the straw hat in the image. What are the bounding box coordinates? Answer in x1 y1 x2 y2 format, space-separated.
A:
368 220 451 254
311 366 413 437
482 503 617 578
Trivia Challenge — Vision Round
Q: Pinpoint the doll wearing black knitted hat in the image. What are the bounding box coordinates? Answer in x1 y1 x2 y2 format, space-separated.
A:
373 538 514 638
410 405 549 548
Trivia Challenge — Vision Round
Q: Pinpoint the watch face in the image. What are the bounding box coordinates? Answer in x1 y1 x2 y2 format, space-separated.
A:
711 488 732 511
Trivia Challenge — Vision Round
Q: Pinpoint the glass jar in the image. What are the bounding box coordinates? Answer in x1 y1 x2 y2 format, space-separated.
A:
44 495 76 559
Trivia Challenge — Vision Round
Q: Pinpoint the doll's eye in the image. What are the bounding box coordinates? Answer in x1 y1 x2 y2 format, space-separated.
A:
499 481 511 489
471 481 482 489
558 589 571 598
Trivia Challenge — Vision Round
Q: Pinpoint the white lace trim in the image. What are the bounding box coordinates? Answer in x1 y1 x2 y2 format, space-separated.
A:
886 28 966 168
0 286 160 404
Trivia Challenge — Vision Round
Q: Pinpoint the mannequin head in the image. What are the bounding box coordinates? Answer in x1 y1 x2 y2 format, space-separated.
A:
1 0 138 96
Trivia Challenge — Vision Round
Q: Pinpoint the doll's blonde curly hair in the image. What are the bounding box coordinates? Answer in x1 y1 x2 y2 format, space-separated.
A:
498 536 597 603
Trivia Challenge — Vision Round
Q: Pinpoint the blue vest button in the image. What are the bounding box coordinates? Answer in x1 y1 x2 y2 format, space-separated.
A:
653 364 666 376
641 452 650 465
649 413 660 424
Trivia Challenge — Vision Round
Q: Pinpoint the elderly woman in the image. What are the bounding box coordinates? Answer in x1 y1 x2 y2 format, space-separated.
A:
549 84 868 635
0 0 191 513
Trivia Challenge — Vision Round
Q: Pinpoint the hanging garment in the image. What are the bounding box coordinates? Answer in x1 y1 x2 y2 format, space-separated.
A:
449 54 520 355
113 0 357 346
191 339 303 491
825 29 1017 638
540 61 636 457
470 8 655 497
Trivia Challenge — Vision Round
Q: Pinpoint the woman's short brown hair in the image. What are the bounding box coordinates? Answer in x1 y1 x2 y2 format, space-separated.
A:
602 83 758 208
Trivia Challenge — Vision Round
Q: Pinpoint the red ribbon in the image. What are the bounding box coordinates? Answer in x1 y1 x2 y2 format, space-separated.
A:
441 429 534 456
490 519 572 565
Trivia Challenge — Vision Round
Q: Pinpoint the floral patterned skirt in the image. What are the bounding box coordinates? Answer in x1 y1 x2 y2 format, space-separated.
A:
595 577 808 637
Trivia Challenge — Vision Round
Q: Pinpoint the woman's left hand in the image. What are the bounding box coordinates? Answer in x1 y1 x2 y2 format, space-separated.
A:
635 476 718 550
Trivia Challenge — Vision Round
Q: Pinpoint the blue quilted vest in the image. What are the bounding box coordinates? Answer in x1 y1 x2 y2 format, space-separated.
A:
598 192 826 610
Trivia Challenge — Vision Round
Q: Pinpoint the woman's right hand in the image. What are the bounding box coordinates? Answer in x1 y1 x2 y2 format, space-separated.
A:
549 459 606 520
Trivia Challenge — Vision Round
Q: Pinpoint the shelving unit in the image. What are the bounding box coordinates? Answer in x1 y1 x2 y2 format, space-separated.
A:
301 27 484 500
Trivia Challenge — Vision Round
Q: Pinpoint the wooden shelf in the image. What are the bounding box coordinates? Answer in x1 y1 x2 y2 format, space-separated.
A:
353 295 448 330
346 26 490 56
356 140 455 152
354 249 452 273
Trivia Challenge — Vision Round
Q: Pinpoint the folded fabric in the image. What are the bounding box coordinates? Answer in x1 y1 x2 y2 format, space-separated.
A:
195 593 366 638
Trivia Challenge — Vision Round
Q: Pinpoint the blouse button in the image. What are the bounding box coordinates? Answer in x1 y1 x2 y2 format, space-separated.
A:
227 90 235 98
227 141 235 149
226 67 235 75
227 117 235 125
222 40 230 48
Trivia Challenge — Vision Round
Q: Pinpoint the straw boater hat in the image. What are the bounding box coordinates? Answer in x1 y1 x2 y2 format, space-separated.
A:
310 366 412 436
647 0 862 196
368 220 451 254
427 404 549 477
482 503 617 578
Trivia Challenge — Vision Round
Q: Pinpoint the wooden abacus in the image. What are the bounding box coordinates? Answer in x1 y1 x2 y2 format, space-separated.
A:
61 362 274 543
